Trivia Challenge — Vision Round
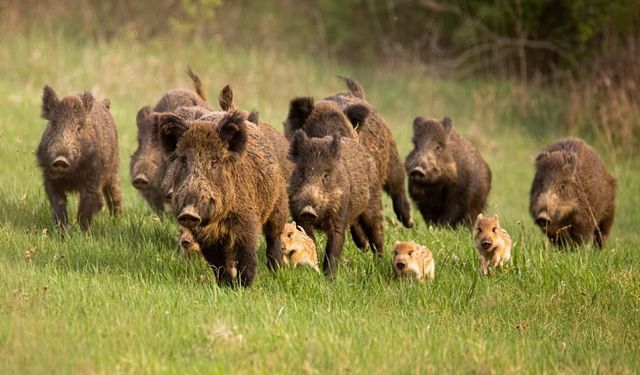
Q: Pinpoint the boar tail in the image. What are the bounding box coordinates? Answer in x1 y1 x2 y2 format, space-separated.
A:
187 66 207 101
339 76 365 99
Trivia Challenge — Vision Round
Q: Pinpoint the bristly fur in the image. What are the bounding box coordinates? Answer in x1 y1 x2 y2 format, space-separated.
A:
187 66 207 101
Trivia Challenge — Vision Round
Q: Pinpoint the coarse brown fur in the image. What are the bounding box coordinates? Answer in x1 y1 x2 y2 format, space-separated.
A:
157 110 288 286
530 138 616 248
392 241 435 282
36 85 121 231
130 68 209 212
288 131 384 275
280 222 319 272
474 214 512 275
284 77 414 228
405 116 491 227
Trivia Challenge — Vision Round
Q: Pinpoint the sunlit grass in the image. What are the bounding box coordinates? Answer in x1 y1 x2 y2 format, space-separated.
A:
0 34 639 373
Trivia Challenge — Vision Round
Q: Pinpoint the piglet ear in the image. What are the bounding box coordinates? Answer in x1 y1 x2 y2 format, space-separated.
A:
101 98 111 110
157 113 189 154
329 133 342 159
218 84 235 111
289 129 308 161
442 116 453 132
285 97 314 138
297 225 306 235
80 91 95 114
219 110 248 159
344 104 369 131
41 85 60 120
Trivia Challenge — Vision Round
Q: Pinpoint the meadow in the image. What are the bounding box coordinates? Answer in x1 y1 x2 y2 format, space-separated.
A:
0 34 639 373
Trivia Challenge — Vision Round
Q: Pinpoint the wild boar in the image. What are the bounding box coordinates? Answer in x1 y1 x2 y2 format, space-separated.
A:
530 138 616 248
37 85 121 231
405 116 491 226
157 110 288 286
288 131 384 275
130 68 208 212
284 77 414 228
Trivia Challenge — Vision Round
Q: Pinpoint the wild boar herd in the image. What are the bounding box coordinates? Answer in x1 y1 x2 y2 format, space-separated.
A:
36 71 617 285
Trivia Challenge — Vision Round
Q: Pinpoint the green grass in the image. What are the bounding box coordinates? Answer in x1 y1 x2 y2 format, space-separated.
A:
1 34 639 374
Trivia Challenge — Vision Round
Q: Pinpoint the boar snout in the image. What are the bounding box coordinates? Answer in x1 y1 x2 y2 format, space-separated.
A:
178 205 202 228
480 238 492 250
132 174 150 189
535 211 551 229
299 205 318 221
409 166 427 179
50 156 70 172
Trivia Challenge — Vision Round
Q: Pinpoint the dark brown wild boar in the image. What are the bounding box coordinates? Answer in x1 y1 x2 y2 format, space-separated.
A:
130 68 208 212
284 77 414 229
37 85 121 231
530 138 616 248
288 131 384 275
157 110 288 286
405 116 491 227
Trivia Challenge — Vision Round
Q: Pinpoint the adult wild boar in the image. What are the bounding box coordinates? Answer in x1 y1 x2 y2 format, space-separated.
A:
530 138 616 248
284 77 414 229
157 110 288 286
405 116 491 226
288 131 384 275
130 68 208 212
37 85 121 231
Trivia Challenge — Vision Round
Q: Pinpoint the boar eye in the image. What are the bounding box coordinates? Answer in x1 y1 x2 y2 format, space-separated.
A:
322 172 330 184
435 145 442 152
179 155 187 164
559 182 567 191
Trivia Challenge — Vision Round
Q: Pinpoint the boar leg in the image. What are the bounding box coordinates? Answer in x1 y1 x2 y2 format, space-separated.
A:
263 194 288 271
350 224 369 251
103 173 122 216
595 213 614 249
201 245 233 285
77 187 103 231
45 182 69 231
323 226 347 276
358 210 384 256
234 228 260 286
385 149 414 228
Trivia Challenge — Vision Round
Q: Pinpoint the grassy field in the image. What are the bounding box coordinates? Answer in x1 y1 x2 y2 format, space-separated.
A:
1 34 639 374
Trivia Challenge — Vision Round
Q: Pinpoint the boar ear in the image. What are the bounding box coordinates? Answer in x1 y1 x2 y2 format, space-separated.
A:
344 104 369 131
289 130 308 161
286 97 314 133
80 91 95 114
136 106 152 128
247 109 260 125
41 85 60 119
535 151 550 166
157 113 189 154
102 98 111 110
412 116 425 132
329 133 342 159
219 84 235 111
442 116 453 132
219 111 248 158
